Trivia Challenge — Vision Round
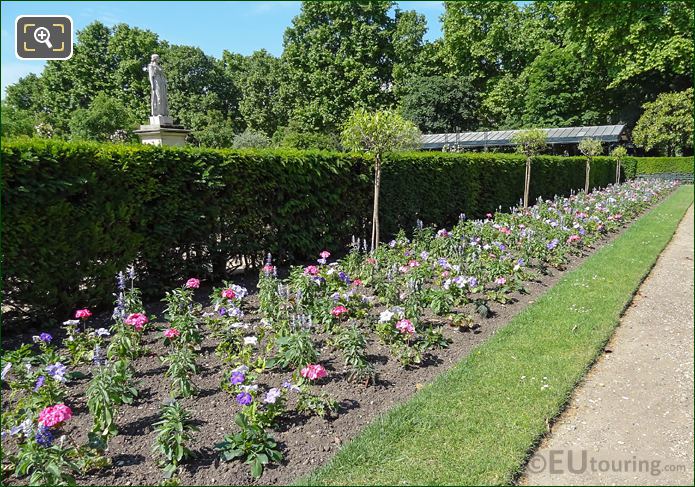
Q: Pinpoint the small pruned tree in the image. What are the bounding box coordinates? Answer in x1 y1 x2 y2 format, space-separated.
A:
610 146 627 184
511 128 547 207
341 108 421 250
578 138 603 193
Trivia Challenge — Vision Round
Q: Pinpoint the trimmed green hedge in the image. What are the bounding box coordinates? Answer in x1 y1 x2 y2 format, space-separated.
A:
622 156 694 177
2 140 618 325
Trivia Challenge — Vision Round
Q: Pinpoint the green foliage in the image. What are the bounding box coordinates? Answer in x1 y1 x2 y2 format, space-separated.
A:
152 401 199 479
215 413 283 479
274 330 318 370
2 140 622 327
68 93 136 142
333 325 375 384
398 75 481 133
578 138 604 158
161 347 198 398
1 101 35 139
232 128 271 149
281 2 397 133
15 437 78 486
623 157 694 177
341 108 421 156
511 129 547 157
632 89 693 156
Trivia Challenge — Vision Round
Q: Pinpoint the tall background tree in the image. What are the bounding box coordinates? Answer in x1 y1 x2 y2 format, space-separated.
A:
2 1 692 151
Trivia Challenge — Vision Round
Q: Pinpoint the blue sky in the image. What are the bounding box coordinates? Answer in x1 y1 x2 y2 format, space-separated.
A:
1 1 445 96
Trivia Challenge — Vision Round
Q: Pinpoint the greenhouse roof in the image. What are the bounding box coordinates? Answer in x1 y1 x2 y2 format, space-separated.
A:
421 125 627 149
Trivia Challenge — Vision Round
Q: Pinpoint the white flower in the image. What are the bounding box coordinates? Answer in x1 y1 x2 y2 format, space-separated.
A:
379 310 395 323
233 365 249 373
32 336 41 343
230 322 249 329
243 336 258 347
1 363 11 380
62 319 80 326
241 384 258 393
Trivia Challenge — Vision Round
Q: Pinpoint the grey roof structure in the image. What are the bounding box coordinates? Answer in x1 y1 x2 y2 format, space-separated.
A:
421 125 627 150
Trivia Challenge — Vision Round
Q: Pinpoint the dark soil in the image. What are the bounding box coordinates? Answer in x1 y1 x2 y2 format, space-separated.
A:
1 220 635 486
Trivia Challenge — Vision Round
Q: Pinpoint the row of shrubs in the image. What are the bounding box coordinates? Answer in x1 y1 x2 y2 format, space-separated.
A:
622 156 694 177
1 139 690 326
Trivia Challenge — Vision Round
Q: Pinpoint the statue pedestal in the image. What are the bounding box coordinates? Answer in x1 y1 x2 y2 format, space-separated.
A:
134 120 190 147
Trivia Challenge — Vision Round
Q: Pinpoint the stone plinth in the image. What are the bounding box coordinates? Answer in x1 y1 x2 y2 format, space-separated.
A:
134 121 190 147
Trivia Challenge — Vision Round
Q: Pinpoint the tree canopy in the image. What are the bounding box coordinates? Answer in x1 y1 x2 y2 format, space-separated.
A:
3 1 691 155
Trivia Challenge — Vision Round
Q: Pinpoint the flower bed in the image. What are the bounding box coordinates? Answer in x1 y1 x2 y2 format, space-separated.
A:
0 179 678 485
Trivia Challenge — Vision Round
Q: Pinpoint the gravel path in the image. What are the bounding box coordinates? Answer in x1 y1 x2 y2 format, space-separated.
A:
523 204 694 486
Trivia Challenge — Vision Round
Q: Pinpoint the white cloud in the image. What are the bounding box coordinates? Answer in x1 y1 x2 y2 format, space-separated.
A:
1 62 46 97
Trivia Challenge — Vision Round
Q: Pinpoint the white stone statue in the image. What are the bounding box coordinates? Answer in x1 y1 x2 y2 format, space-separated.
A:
148 54 169 117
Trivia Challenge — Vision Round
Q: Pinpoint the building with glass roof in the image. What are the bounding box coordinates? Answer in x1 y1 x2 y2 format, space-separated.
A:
421 125 629 153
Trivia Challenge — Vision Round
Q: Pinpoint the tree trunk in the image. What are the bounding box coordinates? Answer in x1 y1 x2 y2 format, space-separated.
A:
523 156 531 208
585 159 591 193
371 155 381 251
615 160 620 184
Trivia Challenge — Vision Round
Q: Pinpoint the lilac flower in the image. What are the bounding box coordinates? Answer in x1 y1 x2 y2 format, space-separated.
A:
10 418 32 437
35 425 53 447
437 258 449 269
236 392 253 406
420 251 429 260
317 257 327 265
93 345 106 366
33 375 45 392
39 333 52 343
311 276 326 286
230 371 245 385
228 306 244 318
282 381 301 393
218 307 227 317
127 265 136 280
517 258 525 267
264 388 282 404
233 365 249 374
46 362 67 382
116 271 127 291
468 277 479 288
388 240 397 248
547 239 559 250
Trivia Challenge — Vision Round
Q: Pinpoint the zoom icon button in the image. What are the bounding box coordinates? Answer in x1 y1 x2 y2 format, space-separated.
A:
16 15 73 60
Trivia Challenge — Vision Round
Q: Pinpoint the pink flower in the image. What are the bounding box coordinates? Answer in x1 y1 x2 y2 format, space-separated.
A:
495 277 507 286
75 308 92 319
567 235 581 244
320 250 331 259
366 258 377 265
163 328 180 338
352 279 363 287
442 270 450 278
185 278 200 289
408 260 420 267
398 265 409 274
125 312 148 331
500 227 511 235
300 364 327 381
437 229 449 238
262 265 275 276
486 213 493 219
304 265 319 276
221 288 236 299
331 305 349 318
395 319 415 335
38 404 72 428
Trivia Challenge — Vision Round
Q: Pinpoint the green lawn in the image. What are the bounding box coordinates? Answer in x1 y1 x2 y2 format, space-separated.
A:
304 185 693 486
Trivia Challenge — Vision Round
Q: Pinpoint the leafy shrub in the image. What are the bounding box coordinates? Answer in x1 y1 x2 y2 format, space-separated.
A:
232 128 271 149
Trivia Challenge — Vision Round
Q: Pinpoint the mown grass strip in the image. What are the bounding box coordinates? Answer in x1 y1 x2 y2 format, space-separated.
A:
304 185 693 486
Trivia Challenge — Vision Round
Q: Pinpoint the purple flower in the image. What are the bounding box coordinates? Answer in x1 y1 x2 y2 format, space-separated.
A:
264 388 282 404
218 307 227 317
230 371 245 385
39 333 52 343
547 239 559 250
46 362 67 382
35 425 53 447
338 272 351 285
236 392 252 406
33 375 45 392
468 277 479 288
517 258 525 267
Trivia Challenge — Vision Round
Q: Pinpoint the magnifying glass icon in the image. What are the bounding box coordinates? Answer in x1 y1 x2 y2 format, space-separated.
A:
33 27 53 49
